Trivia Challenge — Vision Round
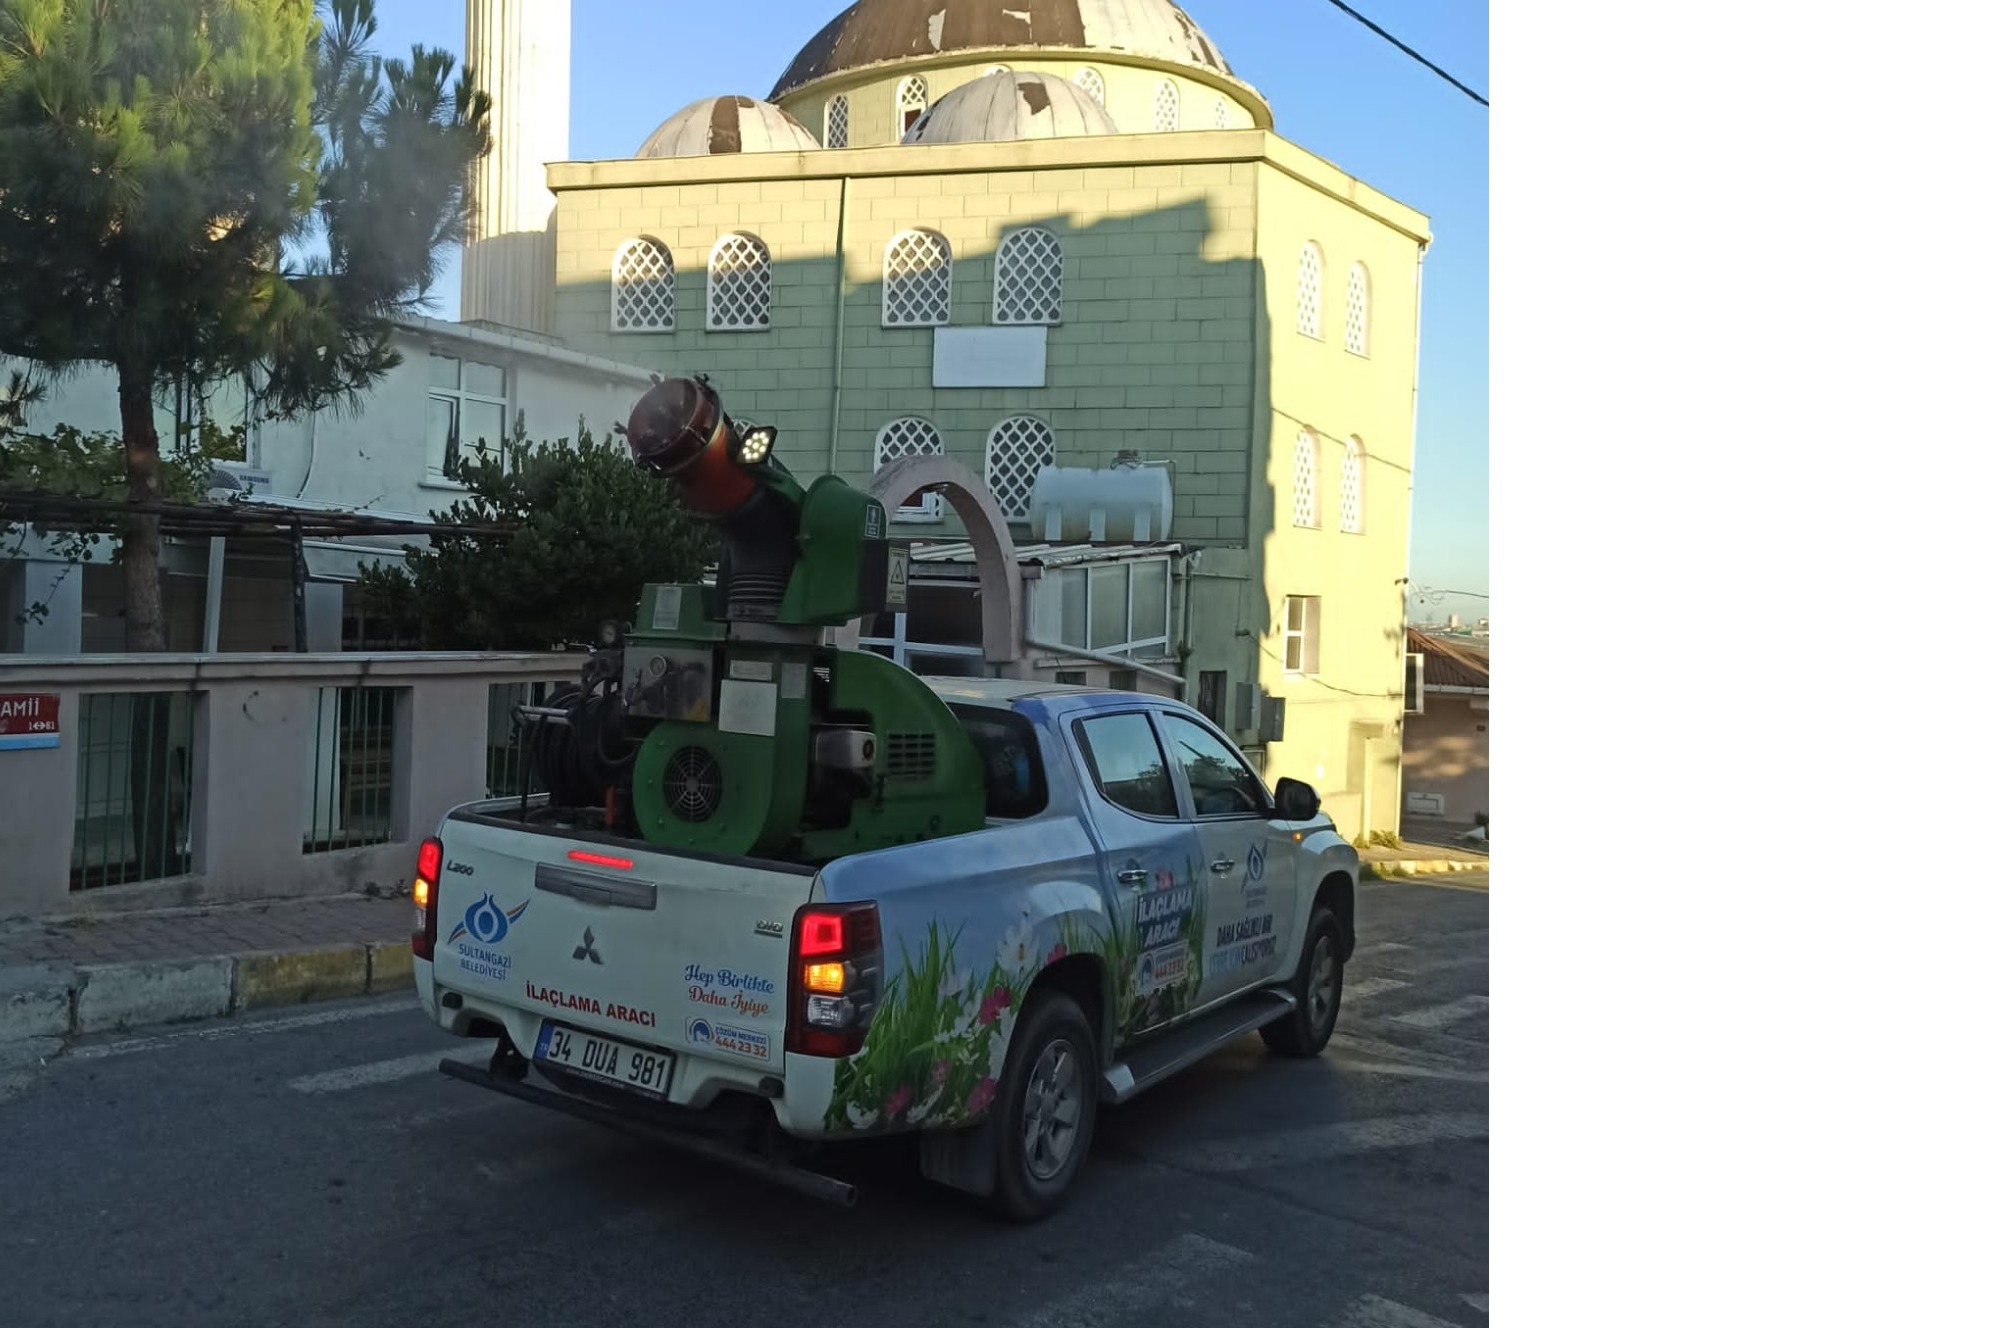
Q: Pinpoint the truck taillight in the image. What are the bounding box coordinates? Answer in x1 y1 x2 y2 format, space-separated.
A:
786 902 882 1058
412 836 443 961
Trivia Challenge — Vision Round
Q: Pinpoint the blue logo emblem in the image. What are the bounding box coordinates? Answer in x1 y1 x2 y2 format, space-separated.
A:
1246 843 1266 884
686 1018 714 1045
447 893 529 946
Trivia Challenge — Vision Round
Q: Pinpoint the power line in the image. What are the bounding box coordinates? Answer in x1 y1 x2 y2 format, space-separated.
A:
1324 1 1489 107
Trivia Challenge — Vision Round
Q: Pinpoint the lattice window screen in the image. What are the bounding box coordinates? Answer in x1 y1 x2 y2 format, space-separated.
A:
707 234 772 331
1154 81 1179 131
898 75 929 132
874 418 946 519
1293 431 1319 528
1298 243 1324 339
1340 438 1365 533
1075 68 1106 105
612 238 674 332
1213 99 1230 128
985 416 1056 520
883 231 953 326
994 228 1063 325
826 95 849 148
1345 263 1371 355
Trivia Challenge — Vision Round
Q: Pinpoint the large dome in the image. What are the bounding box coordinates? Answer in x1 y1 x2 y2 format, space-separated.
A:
771 0 1233 100
636 96 821 158
904 70 1118 144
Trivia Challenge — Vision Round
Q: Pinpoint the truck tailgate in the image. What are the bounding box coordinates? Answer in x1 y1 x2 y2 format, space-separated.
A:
429 809 812 1072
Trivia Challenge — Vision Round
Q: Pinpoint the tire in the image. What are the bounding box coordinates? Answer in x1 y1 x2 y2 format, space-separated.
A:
1260 907 1345 1058
988 991 1099 1222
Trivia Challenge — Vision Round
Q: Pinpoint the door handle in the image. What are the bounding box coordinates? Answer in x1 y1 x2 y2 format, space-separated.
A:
1210 859 1236 875
1116 867 1148 885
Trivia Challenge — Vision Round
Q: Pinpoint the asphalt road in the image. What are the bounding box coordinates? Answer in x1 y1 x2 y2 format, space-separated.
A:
0 878 1487 1328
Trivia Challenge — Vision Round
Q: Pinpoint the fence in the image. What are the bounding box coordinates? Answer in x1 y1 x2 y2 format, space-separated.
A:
0 652 580 919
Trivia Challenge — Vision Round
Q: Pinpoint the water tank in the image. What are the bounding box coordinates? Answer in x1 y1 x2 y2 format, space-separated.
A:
1028 464 1174 543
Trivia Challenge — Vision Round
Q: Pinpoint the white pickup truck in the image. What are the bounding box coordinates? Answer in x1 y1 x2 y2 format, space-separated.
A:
413 678 1358 1219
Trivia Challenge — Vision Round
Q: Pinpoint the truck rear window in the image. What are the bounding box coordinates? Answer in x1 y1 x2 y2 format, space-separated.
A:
949 705 1048 820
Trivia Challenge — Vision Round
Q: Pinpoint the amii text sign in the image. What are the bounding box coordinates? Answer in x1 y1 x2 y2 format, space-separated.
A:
0 693 60 751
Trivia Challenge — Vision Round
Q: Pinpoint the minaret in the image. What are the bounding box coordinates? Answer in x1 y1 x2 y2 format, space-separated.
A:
461 0 571 335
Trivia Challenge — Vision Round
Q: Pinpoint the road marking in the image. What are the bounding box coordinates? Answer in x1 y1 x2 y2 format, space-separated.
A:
1388 995 1489 1031
71 997 418 1061
1344 976 1409 1001
1330 1294 1467 1328
1010 1233 1256 1327
287 1046 487 1094
1160 1112 1488 1173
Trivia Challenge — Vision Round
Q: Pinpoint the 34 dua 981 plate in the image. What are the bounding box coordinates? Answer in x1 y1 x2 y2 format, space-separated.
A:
534 1022 673 1098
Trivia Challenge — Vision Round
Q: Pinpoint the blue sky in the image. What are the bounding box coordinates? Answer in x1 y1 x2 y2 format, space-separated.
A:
369 1 1488 619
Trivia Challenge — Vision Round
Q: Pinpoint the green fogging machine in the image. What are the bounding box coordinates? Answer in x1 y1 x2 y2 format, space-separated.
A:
523 375 987 864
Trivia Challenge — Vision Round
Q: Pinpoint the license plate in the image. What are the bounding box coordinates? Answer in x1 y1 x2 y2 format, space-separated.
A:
533 1022 673 1098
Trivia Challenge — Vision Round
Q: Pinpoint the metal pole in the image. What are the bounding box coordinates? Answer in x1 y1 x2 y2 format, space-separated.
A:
202 536 225 653
290 520 308 652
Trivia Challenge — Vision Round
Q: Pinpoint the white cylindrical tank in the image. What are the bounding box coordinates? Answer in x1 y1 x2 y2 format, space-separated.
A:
1028 464 1174 543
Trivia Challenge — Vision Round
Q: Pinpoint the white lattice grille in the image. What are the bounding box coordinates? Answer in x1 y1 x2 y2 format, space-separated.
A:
883 230 953 327
1345 262 1370 355
1075 68 1105 105
1340 438 1364 533
874 417 946 518
1154 80 1179 131
1213 99 1229 128
1297 243 1324 339
1292 431 1319 528
994 228 1063 325
985 416 1055 520
706 234 772 331
826 95 849 148
612 238 674 332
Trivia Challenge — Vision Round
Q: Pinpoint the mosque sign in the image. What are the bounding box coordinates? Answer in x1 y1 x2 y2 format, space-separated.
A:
0 693 60 752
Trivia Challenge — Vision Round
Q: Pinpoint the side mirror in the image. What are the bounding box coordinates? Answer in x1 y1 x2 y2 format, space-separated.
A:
1273 776 1320 822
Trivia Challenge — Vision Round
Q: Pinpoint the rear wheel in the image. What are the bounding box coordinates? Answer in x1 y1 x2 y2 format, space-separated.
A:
1260 907 1344 1057
989 991 1098 1221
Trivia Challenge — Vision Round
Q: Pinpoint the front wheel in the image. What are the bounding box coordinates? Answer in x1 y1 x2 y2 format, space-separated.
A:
988 991 1099 1222
1260 907 1345 1057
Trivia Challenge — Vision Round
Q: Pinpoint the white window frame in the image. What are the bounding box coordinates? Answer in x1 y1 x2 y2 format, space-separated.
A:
1154 80 1179 132
825 94 849 148
611 236 675 333
1298 242 1324 340
873 417 947 521
859 605 989 673
426 353 510 483
984 414 1056 520
1048 557 1174 659
706 232 773 332
1074 67 1106 106
1292 429 1320 528
1282 595 1321 675
897 75 929 134
1404 653 1426 715
1212 99 1230 128
1345 261 1371 356
993 226 1064 325
882 229 954 328
1340 436 1365 534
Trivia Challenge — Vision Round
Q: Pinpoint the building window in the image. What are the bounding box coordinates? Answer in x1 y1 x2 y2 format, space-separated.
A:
611 237 675 332
1047 558 1171 658
994 226 1063 325
426 354 508 480
707 233 773 331
1345 262 1371 356
1298 242 1324 339
1074 67 1105 105
825 94 849 148
1292 429 1319 528
985 415 1056 520
897 75 929 133
1055 670 1088 686
1212 99 1230 128
1340 437 1365 533
1153 80 1179 131
873 417 947 521
1282 595 1321 674
883 229 953 327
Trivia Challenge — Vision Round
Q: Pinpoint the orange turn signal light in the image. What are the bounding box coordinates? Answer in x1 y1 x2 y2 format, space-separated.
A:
413 876 431 907
803 962 847 994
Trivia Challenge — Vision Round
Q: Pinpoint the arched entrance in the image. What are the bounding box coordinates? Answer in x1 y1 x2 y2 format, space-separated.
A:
863 456 1023 664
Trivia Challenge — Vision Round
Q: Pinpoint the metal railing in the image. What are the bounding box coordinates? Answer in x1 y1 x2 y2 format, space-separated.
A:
485 679 556 798
303 685 401 854
70 691 197 891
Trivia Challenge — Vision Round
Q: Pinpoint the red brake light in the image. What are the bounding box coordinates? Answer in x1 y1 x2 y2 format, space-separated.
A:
412 836 444 961
567 849 633 871
798 911 846 957
786 904 884 1058
416 838 443 885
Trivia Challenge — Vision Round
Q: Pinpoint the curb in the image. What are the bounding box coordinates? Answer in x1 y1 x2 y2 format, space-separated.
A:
1362 858 1490 880
0 939 412 1046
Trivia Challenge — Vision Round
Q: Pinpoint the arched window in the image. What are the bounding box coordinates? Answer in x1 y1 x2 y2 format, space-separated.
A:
1340 437 1365 533
1292 430 1320 528
882 230 953 327
994 227 1063 325
985 416 1056 520
874 417 947 520
897 75 929 134
1074 67 1106 105
1212 99 1230 128
611 237 674 332
1153 80 1179 132
1345 262 1371 356
707 233 772 331
1297 242 1324 339
825 95 849 148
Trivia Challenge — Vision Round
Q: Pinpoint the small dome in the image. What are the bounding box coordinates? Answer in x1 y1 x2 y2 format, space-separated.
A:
636 96 821 158
904 71 1118 145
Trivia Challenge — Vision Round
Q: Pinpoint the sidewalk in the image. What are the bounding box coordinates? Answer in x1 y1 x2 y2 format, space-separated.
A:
1357 832 1490 880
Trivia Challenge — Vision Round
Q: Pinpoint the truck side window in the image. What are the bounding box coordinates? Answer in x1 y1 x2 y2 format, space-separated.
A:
1076 713 1178 819
1161 714 1270 817
949 705 1048 819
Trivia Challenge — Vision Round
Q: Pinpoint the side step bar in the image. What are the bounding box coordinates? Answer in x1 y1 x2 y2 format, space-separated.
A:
438 1057 858 1208
1099 989 1297 1105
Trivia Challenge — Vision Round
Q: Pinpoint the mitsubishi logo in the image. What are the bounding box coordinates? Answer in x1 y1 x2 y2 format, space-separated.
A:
572 927 603 965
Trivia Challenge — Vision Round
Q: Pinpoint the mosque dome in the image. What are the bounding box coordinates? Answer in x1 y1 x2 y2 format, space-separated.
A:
771 0 1234 100
636 96 822 158
902 69 1118 144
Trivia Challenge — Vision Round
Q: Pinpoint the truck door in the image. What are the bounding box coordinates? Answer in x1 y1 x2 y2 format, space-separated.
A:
1155 711 1300 1003
1070 710 1204 1037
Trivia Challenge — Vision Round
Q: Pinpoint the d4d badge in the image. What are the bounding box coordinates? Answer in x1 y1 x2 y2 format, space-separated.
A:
573 927 603 964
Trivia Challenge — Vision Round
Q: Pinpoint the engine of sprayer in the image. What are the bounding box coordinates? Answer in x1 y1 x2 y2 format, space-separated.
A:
526 375 988 865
